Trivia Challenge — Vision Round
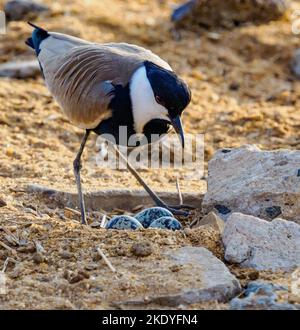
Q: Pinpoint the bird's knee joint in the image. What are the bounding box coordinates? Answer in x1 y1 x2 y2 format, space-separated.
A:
73 158 81 172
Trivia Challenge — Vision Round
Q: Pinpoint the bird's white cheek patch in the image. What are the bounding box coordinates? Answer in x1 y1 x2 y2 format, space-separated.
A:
130 65 169 134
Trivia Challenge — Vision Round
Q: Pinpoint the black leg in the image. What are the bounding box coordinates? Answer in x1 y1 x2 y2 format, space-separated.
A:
114 146 194 216
73 130 90 225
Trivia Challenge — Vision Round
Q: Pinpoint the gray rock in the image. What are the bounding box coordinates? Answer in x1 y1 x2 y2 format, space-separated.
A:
149 247 241 305
193 211 225 232
223 212 300 271
230 281 298 310
0 60 40 79
4 0 49 21
203 145 300 223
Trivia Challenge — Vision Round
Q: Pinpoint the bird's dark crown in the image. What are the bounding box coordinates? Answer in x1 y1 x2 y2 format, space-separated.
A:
144 61 191 119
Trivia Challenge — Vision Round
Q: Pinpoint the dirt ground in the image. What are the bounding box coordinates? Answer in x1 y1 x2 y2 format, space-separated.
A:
0 0 300 309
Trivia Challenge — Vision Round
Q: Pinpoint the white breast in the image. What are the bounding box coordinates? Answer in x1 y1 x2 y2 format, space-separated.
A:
130 65 169 134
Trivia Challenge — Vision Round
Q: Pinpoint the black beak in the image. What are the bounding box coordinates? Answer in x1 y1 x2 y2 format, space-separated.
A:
171 115 185 148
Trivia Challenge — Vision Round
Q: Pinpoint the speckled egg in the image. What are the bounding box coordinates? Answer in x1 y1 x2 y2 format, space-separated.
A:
134 207 174 228
105 215 143 230
149 216 182 231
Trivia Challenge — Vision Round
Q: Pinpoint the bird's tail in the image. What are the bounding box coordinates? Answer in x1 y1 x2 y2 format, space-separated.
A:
25 22 49 54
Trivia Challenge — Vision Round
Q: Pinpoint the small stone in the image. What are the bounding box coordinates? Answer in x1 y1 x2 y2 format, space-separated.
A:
68 274 85 284
194 211 224 232
78 270 90 279
59 251 73 260
92 252 102 262
17 244 35 253
169 264 182 272
229 82 240 91
149 216 182 231
105 215 143 230
4 0 49 21
171 0 197 22
84 263 98 271
135 207 174 228
206 32 221 40
131 241 153 257
6 148 14 157
90 221 101 228
32 252 45 264
183 227 193 236
0 197 7 208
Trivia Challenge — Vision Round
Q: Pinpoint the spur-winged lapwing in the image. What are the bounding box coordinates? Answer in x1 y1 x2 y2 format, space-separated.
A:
26 22 192 224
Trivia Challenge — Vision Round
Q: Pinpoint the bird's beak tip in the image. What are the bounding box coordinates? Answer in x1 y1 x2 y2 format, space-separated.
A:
171 115 185 149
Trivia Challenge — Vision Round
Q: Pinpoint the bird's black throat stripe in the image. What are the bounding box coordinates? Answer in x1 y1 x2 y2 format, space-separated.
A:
93 83 171 147
93 84 135 146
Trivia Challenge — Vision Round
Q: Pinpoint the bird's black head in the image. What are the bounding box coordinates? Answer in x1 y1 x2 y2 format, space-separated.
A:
144 61 191 147
144 61 191 118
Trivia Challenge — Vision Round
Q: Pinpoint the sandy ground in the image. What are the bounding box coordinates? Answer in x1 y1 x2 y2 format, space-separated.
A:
0 0 300 309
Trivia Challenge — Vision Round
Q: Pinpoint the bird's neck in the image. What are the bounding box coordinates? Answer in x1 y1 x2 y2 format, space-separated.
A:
130 65 169 134
93 84 136 146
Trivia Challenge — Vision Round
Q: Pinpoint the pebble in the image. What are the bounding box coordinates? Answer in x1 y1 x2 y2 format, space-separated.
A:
131 241 153 257
149 216 182 231
135 207 174 228
32 252 45 264
59 251 73 260
105 215 143 230
0 197 7 208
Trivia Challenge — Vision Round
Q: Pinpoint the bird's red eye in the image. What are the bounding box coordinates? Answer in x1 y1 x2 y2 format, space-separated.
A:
155 95 163 105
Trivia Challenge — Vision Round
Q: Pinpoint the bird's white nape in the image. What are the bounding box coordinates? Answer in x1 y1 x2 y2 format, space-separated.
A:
130 65 169 134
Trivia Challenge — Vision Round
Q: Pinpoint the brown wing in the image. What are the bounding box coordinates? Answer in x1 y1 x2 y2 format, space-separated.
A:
38 33 171 128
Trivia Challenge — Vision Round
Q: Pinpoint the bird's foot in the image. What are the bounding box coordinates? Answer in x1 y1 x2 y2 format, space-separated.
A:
156 202 195 217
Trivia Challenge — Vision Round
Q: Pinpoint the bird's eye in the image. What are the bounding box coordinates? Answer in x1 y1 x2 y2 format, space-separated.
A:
155 95 163 105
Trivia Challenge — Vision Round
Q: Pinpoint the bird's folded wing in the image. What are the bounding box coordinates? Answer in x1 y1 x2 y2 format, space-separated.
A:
37 34 171 128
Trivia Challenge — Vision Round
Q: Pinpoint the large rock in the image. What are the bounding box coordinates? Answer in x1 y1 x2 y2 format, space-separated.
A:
172 0 289 29
0 60 40 79
203 145 300 223
115 246 241 307
223 212 300 271
149 247 241 305
4 0 49 21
